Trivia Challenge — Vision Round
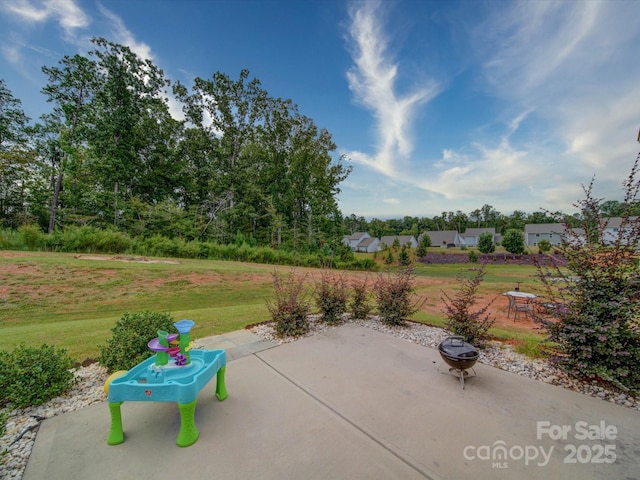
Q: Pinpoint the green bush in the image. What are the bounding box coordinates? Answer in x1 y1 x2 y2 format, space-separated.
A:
314 271 348 324
350 277 372 320
441 264 495 347
98 311 176 372
537 239 551 253
0 228 21 249
477 232 495 254
502 229 525 254
346 257 378 271
267 270 311 336
94 228 131 253
468 250 478 263
19 224 44 250
373 266 423 326
0 344 77 409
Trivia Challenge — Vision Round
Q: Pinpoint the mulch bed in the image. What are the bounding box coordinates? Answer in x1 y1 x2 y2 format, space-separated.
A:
418 253 566 266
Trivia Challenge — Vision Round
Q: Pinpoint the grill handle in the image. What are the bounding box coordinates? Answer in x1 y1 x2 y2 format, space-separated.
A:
444 335 467 346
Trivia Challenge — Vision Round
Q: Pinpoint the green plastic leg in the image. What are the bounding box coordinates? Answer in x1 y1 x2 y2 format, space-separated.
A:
176 399 199 447
216 366 228 401
107 402 125 445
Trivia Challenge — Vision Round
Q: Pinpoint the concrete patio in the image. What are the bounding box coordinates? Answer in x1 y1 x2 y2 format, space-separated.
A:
23 324 640 479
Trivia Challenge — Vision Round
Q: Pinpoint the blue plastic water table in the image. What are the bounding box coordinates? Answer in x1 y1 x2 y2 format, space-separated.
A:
107 349 228 447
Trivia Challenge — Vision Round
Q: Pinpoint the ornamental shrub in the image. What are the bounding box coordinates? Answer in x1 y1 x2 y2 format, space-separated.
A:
441 264 495 347
535 155 640 393
350 277 372 320
0 344 77 409
98 311 176 373
267 270 311 337
314 271 348 324
373 266 424 326
537 238 551 253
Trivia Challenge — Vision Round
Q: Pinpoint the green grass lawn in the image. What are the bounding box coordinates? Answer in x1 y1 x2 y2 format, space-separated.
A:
0 251 547 361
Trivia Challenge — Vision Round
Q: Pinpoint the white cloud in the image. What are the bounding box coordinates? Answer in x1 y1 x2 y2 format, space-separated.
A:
1 0 90 41
97 3 153 62
472 0 640 190
344 0 439 178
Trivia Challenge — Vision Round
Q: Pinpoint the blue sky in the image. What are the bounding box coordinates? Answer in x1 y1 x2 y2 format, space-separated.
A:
1 0 639 219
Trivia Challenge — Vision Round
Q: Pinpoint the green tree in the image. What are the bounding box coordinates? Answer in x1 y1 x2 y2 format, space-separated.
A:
502 229 525 254
0 79 32 228
88 37 172 227
477 231 495 254
398 244 411 266
174 69 268 241
416 235 428 258
40 54 98 232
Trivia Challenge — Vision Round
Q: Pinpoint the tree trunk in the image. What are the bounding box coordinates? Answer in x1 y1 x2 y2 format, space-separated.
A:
113 182 118 226
48 171 63 234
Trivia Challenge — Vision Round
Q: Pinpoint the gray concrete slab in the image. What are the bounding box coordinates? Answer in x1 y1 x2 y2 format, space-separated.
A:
196 329 278 361
23 324 640 480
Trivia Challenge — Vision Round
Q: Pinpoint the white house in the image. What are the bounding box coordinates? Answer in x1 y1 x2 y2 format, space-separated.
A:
524 218 639 248
601 217 639 246
524 223 566 246
355 236 380 253
379 235 418 250
343 232 371 251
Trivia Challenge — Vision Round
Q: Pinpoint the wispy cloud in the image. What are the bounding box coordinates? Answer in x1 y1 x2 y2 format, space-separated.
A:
422 0 640 213
472 0 640 181
1 0 90 41
344 0 439 178
96 2 153 62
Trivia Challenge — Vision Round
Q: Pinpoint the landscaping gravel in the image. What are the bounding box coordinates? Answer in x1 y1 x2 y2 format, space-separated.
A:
2 317 638 480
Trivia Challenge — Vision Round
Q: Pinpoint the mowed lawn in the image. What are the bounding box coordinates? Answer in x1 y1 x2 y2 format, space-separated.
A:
0 251 547 361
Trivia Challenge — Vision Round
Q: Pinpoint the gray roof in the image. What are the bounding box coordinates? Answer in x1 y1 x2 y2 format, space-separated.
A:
346 232 369 240
463 228 495 237
423 231 458 245
524 223 566 235
379 235 416 246
357 237 377 247
603 217 638 228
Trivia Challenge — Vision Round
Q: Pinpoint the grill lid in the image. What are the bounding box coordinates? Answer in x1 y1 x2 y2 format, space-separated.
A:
439 336 479 359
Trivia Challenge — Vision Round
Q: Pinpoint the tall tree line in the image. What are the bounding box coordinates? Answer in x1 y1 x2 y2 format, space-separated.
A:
0 38 351 250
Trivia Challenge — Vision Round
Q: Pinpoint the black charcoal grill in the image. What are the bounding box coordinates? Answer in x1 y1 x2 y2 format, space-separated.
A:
438 336 479 389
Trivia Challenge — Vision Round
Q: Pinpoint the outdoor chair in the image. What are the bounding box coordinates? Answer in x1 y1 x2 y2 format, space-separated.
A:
512 295 534 321
506 294 516 317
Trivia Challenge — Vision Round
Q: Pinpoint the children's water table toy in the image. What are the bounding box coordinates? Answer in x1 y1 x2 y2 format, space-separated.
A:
105 320 228 447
